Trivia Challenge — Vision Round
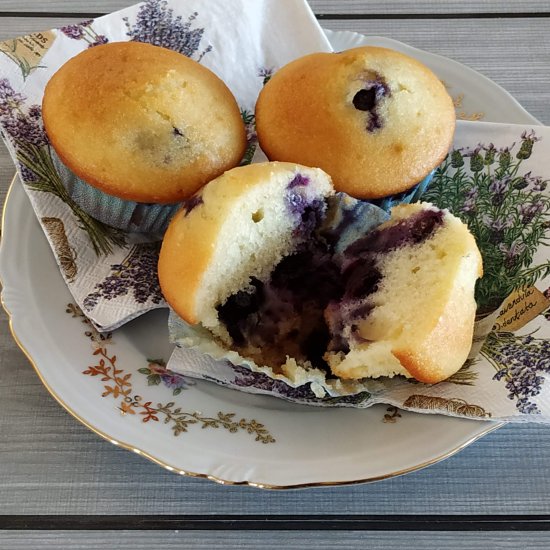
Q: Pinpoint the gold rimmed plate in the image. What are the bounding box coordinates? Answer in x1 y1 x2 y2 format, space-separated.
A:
1 33 539 488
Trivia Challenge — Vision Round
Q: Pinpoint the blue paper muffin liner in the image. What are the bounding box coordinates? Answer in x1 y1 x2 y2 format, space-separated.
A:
369 169 435 212
51 150 181 236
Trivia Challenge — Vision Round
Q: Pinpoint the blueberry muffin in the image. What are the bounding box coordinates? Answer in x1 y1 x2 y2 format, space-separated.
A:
159 162 482 385
43 41 247 232
255 46 455 201
324 203 483 383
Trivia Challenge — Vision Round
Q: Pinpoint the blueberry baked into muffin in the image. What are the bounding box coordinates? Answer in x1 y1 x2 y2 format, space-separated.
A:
255 46 455 205
159 162 482 386
42 41 246 233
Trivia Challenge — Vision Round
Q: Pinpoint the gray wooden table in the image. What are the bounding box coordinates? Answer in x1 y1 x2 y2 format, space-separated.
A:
1 1 549 548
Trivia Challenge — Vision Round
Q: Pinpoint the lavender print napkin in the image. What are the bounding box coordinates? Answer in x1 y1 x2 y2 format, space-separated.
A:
0 0 332 331
168 120 550 423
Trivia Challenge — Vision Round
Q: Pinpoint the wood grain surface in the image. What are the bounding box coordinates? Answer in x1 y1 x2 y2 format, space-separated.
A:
1 0 549 14
1 531 550 549
0 1 549 547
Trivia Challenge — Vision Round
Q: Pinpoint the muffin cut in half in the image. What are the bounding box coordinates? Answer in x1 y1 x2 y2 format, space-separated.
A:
324 203 483 383
159 163 482 385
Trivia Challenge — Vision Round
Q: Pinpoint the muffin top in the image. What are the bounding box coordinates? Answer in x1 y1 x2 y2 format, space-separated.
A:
255 46 456 199
43 41 247 204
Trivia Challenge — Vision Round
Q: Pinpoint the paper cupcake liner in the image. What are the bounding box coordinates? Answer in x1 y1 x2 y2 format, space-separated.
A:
370 169 435 212
51 150 181 236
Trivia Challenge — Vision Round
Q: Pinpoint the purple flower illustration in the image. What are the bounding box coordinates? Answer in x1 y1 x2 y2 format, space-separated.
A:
520 202 544 224
60 19 109 48
0 78 24 114
83 243 163 310
483 143 497 165
139 359 195 396
60 25 85 40
488 175 510 206
450 148 464 168
240 109 257 166
91 35 109 47
424 132 550 313
231 364 319 400
230 364 372 405
485 332 550 414
0 77 125 256
258 66 275 85
517 130 542 160
123 1 211 60
483 213 512 242
0 79 47 148
498 239 527 268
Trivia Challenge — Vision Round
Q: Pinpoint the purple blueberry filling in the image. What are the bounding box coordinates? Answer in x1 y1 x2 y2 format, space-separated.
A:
182 194 203 216
344 209 443 257
287 173 310 189
217 237 343 371
352 77 390 133
216 198 444 370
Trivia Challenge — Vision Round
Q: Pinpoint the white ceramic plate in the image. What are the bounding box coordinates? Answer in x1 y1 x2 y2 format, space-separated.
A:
0 34 539 488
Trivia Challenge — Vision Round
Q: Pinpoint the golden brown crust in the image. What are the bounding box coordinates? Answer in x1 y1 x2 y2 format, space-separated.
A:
256 46 455 199
43 41 246 203
392 285 477 383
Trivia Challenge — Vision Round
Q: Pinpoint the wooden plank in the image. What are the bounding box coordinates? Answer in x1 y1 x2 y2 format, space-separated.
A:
0 16 81 41
1 531 550 549
0 0 548 15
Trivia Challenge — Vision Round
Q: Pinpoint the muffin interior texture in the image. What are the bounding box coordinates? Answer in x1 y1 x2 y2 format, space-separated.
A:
212 198 447 375
211 198 480 384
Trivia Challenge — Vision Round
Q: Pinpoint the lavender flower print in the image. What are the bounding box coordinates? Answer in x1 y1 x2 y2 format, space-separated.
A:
83 243 163 310
520 202 544 224
424 133 550 314
258 66 274 85
60 20 108 48
0 79 47 154
230 365 372 405
488 175 509 203
517 130 541 160
484 331 550 414
240 109 257 166
499 240 527 269
231 364 319 400
123 1 211 60
238 68 278 165
462 144 484 172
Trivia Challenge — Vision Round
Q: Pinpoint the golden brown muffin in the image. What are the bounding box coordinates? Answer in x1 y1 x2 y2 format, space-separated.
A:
43 41 247 204
255 46 455 200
